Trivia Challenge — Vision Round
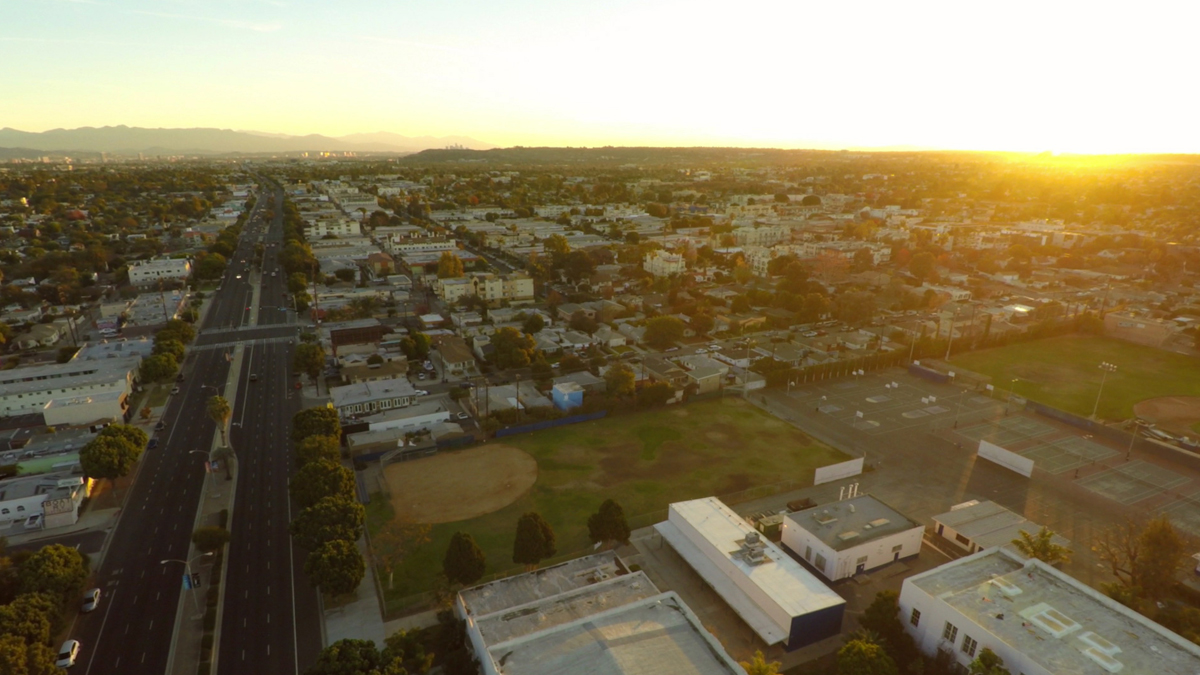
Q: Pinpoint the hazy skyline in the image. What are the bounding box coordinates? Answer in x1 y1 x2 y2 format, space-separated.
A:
4 0 1198 154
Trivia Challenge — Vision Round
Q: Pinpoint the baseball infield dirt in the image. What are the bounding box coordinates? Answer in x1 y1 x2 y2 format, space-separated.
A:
1134 396 1200 436
382 444 538 524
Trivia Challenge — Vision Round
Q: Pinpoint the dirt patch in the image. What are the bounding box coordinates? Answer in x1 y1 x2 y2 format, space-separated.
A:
1134 397 1200 436
382 445 538 524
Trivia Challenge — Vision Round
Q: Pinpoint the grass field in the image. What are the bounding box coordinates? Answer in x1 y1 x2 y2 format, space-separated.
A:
951 336 1200 420
367 397 847 609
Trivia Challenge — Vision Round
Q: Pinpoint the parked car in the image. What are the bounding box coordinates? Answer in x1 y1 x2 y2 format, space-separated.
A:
147 438 158 450
456 412 471 420
81 589 101 613
696 348 708 354
170 386 180 395
56 640 81 669
414 390 429 396
249 374 258 382
155 421 166 431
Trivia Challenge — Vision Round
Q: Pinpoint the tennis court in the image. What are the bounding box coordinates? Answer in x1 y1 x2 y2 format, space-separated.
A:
1077 461 1191 505
959 417 1057 445
1163 496 1200 538
1020 437 1119 475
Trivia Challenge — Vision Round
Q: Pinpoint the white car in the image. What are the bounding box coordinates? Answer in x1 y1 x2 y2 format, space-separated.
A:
456 412 470 420
708 344 720 350
81 588 101 613
695 348 708 354
56 640 81 669
414 390 429 396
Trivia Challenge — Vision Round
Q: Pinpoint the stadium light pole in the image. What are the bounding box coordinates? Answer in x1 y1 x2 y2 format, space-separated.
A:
1091 362 1117 421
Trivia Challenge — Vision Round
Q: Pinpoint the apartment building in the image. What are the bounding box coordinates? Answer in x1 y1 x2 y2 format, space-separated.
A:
128 258 192 287
643 250 686 278
434 272 534 304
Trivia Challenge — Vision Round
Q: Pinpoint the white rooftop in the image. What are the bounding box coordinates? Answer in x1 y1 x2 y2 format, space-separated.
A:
656 497 844 645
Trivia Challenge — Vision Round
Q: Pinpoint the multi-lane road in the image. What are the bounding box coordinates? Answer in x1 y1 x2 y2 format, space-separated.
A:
71 178 322 675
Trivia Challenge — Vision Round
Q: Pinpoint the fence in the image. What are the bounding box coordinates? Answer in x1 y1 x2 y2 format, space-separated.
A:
1025 399 1200 473
908 362 950 384
495 410 608 438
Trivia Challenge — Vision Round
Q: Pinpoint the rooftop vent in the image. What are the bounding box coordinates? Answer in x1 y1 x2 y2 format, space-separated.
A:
838 531 860 541
988 576 1023 597
814 510 838 526
1019 603 1081 639
869 518 891 528
1082 647 1124 673
1078 631 1120 656
732 532 771 566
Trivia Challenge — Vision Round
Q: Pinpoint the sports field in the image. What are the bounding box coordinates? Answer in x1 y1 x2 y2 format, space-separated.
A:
951 336 1200 420
367 396 847 607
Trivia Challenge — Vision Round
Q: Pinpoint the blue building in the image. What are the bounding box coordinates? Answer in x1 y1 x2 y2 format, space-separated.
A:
551 381 584 411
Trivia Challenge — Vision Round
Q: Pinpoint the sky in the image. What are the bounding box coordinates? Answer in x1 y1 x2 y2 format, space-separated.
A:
3 0 1198 154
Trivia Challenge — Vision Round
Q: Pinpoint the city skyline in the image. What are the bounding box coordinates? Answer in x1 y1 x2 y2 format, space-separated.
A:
5 0 1198 155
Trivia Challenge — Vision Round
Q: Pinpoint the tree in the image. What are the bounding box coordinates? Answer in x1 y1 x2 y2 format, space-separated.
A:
211 445 235 481
908 251 936 283
644 315 685 350
306 639 382 675
968 648 1011 675
561 250 595 284
853 248 875 272
80 426 146 482
559 352 585 373
288 272 309 294
139 353 178 383
604 363 636 398
637 381 675 408
530 355 553 387
400 332 432 361
835 291 877 326
292 407 341 443
295 435 342 468
289 459 355 510
490 327 536 369
305 538 365 596
857 591 919 669
191 526 231 553
157 319 195 345
437 251 465 278
289 496 365 551
0 592 55 645
443 531 487 587
512 512 557 570
152 338 185 363
691 313 714 336
206 396 231 448
1011 526 1071 565
1095 515 1188 603
542 233 570 259
373 516 431 590
522 313 545 335
569 310 598 335
740 650 781 675
587 499 631 548
18 544 89 606
837 638 898 675
293 342 326 391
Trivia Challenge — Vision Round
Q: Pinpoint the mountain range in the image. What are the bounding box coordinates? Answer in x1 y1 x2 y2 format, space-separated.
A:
0 126 493 156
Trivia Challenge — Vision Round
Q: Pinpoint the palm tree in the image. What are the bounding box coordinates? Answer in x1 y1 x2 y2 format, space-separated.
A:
1012 526 1071 565
739 650 781 675
206 396 231 447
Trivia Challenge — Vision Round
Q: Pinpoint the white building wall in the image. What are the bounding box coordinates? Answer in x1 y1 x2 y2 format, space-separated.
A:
899 582 1049 675
667 506 792 634
367 410 450 432
42 396 127 427
782 518 923 581
1 379 130 416
0 493 49 526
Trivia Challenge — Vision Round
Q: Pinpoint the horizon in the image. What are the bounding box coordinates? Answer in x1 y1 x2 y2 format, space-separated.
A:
4 0 1198 154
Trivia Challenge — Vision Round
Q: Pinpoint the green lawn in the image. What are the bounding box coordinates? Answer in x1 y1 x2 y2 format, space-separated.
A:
368 397 847 612
146 384 171 409
951 336 1200 420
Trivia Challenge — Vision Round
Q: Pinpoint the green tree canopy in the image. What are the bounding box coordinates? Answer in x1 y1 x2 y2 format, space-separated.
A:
968 648 1012 675
644 316 685 350
443 531 487 587
837 639 898 675
304 539 365 596
604 363 636 398
521 313 545 335
295 435 342 468
206 395 231 447
289 459 355 510
292 407 342 443
908 251 936 283
637 381 675 408
152 338 185 363
289 496 365 551
139 353 178 383
740 650 781 675
17 544 89 606
80 429 145 481
490 327 537 369
0 592 55 645
191 526 231 553
857 590 919 670
512 512 557 569
1011 526 1071 565
437 252 465 278
587 499 631 548
156 319 196 345
293 342 326 385
304 638 382 675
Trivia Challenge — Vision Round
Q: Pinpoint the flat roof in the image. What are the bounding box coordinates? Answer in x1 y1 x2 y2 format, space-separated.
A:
329 377 417 408
460 552 624 618
933 501 1070 550
0 357 139 395
658 497 844 645
788 494 922 552
487 592 744 675
475 572 658 646
908 548 1200 674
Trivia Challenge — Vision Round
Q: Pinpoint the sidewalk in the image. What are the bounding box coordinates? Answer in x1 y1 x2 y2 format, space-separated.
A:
323 537 389 646
166 343 244 675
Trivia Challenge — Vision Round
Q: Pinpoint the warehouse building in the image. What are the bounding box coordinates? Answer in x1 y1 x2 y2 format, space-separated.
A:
655 497 845 651
781 494 923 581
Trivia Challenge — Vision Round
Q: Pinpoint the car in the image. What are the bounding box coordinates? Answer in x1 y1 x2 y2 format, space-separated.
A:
235 275 242 280
695 348 708 354
249 374 258 382
803 331 818 337
456 412 470 420
708 344 720 350
414 390 429 396
155 421 166 431
81 589 101 613
24 514 43 530
56 640 80 669
417 372 426 380
665 347 680 352
147 438 158 450
176 373 185 382
170 386 180 395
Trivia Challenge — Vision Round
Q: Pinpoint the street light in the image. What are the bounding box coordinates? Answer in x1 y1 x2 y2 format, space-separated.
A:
1091 362 1117 420
161 552 214 612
